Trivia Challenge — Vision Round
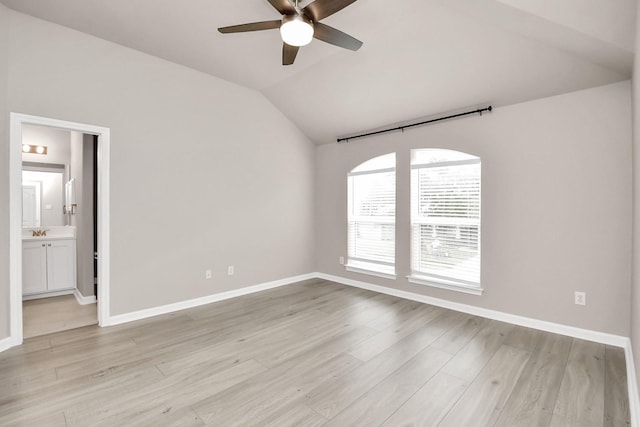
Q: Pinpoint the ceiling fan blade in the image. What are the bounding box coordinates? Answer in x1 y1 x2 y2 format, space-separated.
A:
313 22 362 51
218 20 281 34
267 0 296 15
283 43 300 65
303 0 358 21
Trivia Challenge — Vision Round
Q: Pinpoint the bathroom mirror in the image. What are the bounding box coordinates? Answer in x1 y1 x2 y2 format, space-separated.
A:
22 181 41 227
22 165 66 228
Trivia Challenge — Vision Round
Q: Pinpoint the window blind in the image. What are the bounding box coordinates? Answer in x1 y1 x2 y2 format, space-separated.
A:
348 162 395 276
411 156 480 286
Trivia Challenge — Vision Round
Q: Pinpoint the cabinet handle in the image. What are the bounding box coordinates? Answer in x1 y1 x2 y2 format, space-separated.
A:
41 244 45 247
48 244 51 247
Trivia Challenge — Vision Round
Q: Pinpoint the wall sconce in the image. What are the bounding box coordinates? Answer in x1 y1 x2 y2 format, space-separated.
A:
22 144 48 155
62 204 77 215
65 179 77 215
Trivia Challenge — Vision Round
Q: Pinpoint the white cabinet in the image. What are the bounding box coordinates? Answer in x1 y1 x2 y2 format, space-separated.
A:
22 241 48 294
23 239 76 297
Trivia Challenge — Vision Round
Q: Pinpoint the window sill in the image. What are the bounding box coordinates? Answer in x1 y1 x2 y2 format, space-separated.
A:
407 275 483 296
345 265 396 280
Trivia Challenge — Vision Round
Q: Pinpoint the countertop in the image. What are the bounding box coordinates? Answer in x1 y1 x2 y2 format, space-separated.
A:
22 226 76 241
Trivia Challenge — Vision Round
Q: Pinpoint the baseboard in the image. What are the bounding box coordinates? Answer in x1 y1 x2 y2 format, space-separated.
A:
624 340 640 427
105 270 630 346
74 289 97 305
0 336 12 353
22 289 75 301
104 273 316 326
315 272 629 348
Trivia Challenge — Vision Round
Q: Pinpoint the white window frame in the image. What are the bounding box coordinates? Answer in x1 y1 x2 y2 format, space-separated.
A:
346 156 396 279
409 151 482 295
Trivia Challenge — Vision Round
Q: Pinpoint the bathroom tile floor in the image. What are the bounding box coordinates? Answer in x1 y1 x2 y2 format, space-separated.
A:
22 294 97 338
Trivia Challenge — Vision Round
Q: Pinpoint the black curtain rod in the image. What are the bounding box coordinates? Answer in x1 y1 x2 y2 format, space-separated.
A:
337 106 493 143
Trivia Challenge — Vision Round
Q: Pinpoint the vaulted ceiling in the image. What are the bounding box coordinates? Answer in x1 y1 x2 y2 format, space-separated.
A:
0 0 635 144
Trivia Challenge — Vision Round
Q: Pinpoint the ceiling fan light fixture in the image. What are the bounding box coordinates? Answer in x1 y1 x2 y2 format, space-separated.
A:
280 14 314 47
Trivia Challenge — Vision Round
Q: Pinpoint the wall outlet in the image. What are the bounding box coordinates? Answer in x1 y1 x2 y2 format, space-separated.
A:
227 265 234 276
339 256 345 265
574 291 586 306
205 269 212 280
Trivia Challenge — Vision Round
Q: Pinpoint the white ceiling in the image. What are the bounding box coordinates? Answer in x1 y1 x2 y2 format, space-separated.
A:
0 0 635 144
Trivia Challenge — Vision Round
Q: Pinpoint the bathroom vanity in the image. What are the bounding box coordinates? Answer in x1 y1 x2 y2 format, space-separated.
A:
22 227 77 299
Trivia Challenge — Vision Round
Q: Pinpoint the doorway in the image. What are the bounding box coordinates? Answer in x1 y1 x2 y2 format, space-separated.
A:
20 126 98 337
9 113 111 347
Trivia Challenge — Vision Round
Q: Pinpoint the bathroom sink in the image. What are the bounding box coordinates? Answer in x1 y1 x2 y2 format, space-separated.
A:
22 226 76 240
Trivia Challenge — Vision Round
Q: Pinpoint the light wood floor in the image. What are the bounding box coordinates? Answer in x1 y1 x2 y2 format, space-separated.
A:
0 279 630 426
23 294 97 339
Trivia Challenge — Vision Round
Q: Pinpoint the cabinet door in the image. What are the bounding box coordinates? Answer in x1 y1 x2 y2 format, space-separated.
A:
47 240 76 291
22 241 47 294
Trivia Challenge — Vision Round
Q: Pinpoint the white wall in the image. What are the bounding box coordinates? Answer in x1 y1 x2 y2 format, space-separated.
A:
0 3 9 339
630 0 640 396
3 10 316 321
0 6 633 345
22 124 71 168
316 81 632 336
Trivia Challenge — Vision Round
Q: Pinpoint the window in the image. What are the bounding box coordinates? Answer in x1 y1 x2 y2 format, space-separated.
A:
347 153 396 278
409 149 481 294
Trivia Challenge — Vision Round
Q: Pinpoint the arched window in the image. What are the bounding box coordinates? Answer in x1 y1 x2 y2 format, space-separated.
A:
409 149 481 294
347 153 396 278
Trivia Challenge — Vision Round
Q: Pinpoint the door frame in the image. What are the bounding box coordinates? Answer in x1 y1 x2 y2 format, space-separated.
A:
9 113 111 346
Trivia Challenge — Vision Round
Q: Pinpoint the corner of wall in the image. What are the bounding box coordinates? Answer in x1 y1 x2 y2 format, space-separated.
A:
628 1 640 424
624 339 640 426
0 2 11 340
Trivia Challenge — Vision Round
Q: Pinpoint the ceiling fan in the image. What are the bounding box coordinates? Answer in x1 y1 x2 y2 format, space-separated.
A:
218 0 363 66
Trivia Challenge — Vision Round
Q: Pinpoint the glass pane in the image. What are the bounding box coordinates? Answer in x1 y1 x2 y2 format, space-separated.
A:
417 164 480 219
351 152 395 173
349 221 395 264
351 172 395 217
411 148 478 165
414 223 479 283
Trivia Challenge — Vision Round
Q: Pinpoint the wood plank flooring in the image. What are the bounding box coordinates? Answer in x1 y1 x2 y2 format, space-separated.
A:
0 279 630 426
